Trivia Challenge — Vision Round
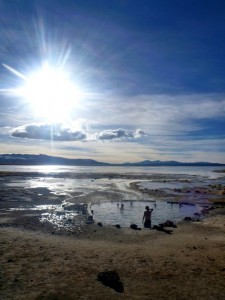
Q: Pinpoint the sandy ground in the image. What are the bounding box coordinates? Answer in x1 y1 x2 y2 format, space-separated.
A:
1 216 225 300
0 171 225 299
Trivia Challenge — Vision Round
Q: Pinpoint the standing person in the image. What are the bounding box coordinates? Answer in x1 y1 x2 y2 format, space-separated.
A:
142 206 153 228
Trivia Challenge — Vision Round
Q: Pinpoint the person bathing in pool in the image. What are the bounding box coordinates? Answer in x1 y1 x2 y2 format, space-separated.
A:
142 206 153 229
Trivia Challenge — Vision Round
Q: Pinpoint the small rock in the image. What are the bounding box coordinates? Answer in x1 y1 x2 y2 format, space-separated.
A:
130 224 138 230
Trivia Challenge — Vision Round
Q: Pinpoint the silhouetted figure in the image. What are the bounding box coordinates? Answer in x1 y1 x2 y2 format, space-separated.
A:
142 206 153 228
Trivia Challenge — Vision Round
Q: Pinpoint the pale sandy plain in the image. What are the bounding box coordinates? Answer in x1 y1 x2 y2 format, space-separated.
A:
0 170 225 300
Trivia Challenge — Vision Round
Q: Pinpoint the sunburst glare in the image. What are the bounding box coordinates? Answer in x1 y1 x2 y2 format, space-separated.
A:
3 62 82 123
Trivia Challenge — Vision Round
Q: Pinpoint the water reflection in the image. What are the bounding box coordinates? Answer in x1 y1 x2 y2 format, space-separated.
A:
40 211 84 231
1 165 225 178
91 200 200 227
8 203 86 231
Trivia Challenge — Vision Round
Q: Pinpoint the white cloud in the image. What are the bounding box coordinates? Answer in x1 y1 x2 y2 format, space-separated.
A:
85 93 225 134
11 123 87 141
97 128 147 141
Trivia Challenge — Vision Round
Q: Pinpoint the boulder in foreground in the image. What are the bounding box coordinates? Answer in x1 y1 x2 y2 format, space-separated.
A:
97 270 124 293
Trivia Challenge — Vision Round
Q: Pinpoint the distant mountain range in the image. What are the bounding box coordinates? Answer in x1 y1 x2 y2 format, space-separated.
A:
0 154 224 167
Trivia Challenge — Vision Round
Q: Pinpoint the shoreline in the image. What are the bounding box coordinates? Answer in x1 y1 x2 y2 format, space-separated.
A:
0 171 225 299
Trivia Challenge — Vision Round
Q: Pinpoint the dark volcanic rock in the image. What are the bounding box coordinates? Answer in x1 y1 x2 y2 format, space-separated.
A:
97 270 124 293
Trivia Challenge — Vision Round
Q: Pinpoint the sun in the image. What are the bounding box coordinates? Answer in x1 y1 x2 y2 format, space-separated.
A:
2 62 82 123
16 62 81 122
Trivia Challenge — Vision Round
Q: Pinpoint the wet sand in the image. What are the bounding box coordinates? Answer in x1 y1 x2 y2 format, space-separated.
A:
0 171 225 299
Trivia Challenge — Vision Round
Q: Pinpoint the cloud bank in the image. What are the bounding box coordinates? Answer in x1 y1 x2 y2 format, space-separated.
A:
11 123 147 142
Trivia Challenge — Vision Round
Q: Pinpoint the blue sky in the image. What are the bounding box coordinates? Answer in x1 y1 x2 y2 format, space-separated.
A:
0 0 225 163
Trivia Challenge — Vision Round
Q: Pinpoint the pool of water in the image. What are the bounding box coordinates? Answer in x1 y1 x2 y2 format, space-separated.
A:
91 200 200 227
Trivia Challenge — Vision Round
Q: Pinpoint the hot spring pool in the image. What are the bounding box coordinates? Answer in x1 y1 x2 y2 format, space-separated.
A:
90 200 198 228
